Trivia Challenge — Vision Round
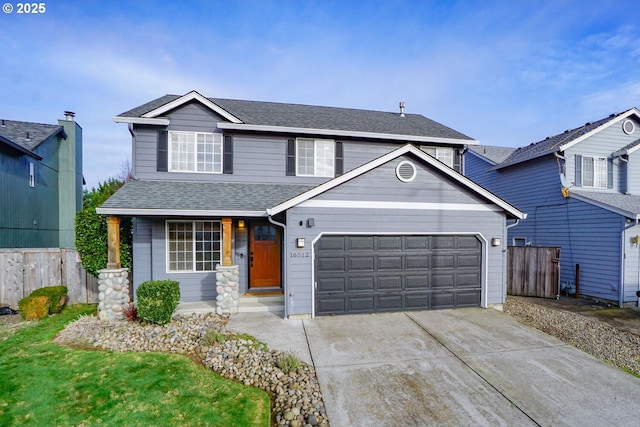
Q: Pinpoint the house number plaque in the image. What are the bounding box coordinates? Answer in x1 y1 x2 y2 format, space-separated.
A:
290 252 310 258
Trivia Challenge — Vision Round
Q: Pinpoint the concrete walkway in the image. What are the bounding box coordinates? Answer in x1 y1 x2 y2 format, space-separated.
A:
228 308 640 427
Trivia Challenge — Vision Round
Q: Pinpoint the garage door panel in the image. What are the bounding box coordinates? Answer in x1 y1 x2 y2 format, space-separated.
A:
378 256 403 270
318 257 345 273
377 295 403 311
406 275 429 289
406 255 429 269
348 296 375 313
315 235 482 315
348 236 375 251
349 256 374 271
348 277 374 291
457 290 481 306
405 293 430 309
318 277 345 292
378 275 402 291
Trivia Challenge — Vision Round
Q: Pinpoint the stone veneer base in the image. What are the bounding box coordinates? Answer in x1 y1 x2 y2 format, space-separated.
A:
97 268 130 321
215 265 239 316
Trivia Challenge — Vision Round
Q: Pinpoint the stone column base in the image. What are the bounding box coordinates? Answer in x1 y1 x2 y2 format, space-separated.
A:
215 265 239 316
97 268 129 321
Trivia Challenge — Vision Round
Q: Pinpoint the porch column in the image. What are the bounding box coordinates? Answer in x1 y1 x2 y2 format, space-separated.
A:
106 216 121 269
221 217 233 266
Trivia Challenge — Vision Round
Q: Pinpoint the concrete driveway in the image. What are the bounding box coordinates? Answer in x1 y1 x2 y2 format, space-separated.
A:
228 308 640 427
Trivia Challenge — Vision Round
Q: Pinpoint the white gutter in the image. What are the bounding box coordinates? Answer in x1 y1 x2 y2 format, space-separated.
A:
96 208 267 217
267 215 288 319
216 122 479 145
113 116 171 125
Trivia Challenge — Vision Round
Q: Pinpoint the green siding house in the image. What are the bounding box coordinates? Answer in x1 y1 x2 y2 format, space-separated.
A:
0 113 83 248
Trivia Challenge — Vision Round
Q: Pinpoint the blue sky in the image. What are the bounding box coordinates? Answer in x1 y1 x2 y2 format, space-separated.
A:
2 0 640 189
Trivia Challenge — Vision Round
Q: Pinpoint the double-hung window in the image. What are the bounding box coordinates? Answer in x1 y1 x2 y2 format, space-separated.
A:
582 156 607 188
169 131 222 173
167 220 221 272
296 138 335 177
421 146 454 168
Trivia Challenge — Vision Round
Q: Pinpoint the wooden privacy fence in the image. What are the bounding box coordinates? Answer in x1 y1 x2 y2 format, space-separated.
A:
507 246 560 298
0 248 99 309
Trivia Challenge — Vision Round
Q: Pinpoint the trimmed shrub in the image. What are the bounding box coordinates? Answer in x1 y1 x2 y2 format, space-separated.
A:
136 280 180 326
18 296 49 321
31 286 68 314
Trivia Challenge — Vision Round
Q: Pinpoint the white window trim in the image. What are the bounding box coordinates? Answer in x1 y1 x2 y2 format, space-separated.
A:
295 138 335 177
166 220 221 273
582 156 607 188
168 131 223 174
420 146 454 168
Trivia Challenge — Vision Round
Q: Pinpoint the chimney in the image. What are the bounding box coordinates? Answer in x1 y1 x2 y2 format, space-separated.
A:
64 111 75 121
399 101 405 118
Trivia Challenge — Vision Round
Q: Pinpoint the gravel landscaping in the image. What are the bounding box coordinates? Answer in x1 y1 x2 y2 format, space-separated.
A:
504 296 640 377
53 312 329 427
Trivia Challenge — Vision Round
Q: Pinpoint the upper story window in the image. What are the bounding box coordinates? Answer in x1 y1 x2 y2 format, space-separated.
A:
421 146 454 169
296 138 335 177
582 156 607 188
169 131 222 173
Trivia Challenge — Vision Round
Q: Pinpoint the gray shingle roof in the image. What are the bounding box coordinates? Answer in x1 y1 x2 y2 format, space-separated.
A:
494 110 633 169
118 94 475 141
0 120 65 152
100 180 315 213
467 145 517 165
571 189 640 217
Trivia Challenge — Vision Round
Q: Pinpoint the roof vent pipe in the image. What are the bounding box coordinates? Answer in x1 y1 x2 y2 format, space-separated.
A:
399 101 405 117
25 132 30 142
64 111 75 121
1 119 5 127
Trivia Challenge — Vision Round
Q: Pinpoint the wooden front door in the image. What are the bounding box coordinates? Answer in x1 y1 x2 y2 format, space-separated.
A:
249 222 282 288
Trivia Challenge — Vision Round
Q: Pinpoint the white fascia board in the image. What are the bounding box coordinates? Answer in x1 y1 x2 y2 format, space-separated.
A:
113 116 171 125
268 144 526 219
96 207 267 217
569 193 639 219
298 200 502 212
558 108 640 152
141 91 243 124
217 122 478 145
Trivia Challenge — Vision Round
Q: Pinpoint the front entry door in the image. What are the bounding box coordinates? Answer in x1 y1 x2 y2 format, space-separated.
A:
249 222 281 288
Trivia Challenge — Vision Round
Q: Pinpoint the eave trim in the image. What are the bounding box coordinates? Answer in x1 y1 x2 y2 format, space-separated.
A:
96 208 267 217
217 122 478 145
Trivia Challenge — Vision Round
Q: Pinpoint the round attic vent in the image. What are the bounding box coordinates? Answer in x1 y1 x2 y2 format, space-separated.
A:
396 161 416 182
623 119 635 135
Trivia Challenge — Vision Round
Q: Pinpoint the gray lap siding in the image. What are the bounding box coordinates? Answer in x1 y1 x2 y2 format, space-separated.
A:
284 207 506 316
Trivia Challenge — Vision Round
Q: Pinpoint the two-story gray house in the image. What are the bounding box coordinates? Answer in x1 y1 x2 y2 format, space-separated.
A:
466 108 640 307
98 91 524 318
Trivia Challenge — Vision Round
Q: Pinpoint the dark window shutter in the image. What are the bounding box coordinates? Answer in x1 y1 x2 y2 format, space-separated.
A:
575 154 582 187
286 138 296 176
335 141 344 176
157 131 168 172
453 148 462 173
223 135 233 174
607 157 613 189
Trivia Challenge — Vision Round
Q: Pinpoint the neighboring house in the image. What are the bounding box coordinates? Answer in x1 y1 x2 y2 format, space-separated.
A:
466 108 640 306
0 113 83 248
98 91 524 318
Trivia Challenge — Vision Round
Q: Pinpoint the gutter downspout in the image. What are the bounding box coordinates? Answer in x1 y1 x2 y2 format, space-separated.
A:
502 218 521 304
620 216 639 307
268 214 287 318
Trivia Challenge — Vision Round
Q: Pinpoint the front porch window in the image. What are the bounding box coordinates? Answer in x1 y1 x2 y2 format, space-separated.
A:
167 220 221 272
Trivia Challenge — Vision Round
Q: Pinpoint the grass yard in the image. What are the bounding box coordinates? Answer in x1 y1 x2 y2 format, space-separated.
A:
0 305 270 426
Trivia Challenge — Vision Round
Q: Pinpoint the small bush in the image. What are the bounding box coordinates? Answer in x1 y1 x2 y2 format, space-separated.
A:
203 329 226 346
276 353 301 373
18 296 49 321
123 304 138 322
136 280 180 326
31 286 68 314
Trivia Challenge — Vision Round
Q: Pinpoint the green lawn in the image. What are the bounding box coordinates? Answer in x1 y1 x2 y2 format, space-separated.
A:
0 305 270 426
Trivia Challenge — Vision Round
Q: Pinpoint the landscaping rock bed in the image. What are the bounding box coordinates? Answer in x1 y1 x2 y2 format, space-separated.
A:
54 313 329 427
504 296 640 376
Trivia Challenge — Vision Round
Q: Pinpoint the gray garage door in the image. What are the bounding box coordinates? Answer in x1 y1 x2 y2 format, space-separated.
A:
315 235 481 316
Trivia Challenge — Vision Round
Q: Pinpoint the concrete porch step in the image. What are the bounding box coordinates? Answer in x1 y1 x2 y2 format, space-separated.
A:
238 294 284 314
